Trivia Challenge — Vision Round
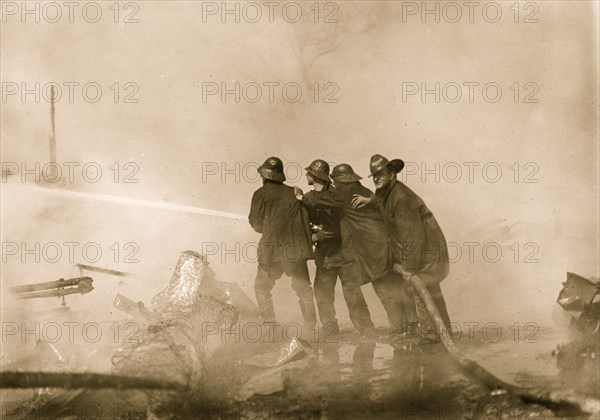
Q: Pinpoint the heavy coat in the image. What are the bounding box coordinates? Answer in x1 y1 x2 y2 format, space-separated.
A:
249 180 313 265
375 179 449 278
303 184 343 269
303 181 391 282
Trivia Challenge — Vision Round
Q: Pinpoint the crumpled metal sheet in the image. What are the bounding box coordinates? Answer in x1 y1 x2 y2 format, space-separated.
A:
237 358 311 401
112 250 240 389
112 315 203 387
243 337 312 368
112 295 238 388
113 293 155 324
276 337 307 366
152 250 205 313
557 272 600 321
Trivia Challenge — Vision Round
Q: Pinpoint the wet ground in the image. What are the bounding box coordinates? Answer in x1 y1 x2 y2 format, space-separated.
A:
1 184 597 419
4 316 592 420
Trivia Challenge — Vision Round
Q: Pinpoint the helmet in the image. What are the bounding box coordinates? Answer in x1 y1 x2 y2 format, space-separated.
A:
257 157 286 182
369 154 405 177
305 159 331 182
330 163 362 183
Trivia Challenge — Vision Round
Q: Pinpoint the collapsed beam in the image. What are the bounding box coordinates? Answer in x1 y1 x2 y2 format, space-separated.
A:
77 263 128 277
11 277 94 301
0 371 186 390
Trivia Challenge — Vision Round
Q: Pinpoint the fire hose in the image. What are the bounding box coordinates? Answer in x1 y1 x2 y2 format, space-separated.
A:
0 371 186 390
397 267 600 415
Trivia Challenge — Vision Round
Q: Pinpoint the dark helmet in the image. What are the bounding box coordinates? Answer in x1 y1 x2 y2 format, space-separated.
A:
330 163 362 183
258 156 286 182
369 154 405 177
305 159 331 182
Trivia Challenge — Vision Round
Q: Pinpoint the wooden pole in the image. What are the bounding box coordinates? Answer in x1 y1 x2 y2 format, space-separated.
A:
48 85 57 179
10 277 92 294
0 371 186 390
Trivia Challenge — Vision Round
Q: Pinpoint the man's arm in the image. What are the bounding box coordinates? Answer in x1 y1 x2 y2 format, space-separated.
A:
351 193 381 209
392 194 426 272
301 188 343 209
248 191 265 233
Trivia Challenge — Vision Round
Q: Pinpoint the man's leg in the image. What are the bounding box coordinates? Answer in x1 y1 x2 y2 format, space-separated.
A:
412 261 451 335
352 342 376 378
254 264 280 322
338 263 374 333
314 266 339 330
287 260 318 325
428 282 451 329
396 275 420 334
372 271 418 332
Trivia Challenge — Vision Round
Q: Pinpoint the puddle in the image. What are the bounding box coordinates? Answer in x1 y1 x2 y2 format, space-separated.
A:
1 325 580 419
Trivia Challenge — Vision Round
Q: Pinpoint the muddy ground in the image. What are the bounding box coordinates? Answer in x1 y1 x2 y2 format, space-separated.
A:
4 316 593 420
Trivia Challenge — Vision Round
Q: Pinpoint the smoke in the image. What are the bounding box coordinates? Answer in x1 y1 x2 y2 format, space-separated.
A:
2 2 598 331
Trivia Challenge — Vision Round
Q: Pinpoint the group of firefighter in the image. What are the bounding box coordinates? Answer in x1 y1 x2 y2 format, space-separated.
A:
248 154 451 339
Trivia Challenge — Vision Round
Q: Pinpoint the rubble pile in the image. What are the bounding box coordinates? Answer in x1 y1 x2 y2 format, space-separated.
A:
554 272 600 395
112 250 238 389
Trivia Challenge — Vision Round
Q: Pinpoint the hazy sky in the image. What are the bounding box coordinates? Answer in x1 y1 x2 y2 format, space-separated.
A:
2 1 598 323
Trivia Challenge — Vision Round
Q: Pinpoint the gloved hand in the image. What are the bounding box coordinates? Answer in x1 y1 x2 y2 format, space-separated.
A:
351 194 371 209
312 230 336 242
393 263 413 280
293 186 304 200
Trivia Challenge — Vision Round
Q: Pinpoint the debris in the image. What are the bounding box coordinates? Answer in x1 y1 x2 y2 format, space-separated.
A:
112 251 238 389
556 272 600 335
276 337 312 366
554 273 599 395
237 370 285 400
224 288 233 305
204 281 258 315
237 359 311 401
0 371 185 390
396 266 600 416
113 294 237 387
11 277 93 301
197 264 259 315
242 337 313 368
152 250 205 314
237 338 315 400
2 340 68 372
76 263 128 277
113 293 156 323
40 341 67 365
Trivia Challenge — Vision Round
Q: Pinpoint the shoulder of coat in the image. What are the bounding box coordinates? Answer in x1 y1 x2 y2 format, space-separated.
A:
392 181 419 203
394 182 425 208
252 185 265 195
357 183 374 196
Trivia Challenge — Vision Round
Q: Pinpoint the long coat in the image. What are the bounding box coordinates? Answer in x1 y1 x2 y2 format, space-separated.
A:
303 181 391 282
249 180 313 266
375 179 449 277
303 184 343 269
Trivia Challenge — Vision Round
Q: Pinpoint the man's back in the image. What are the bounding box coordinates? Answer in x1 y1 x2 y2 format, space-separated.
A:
378 179 448 271
249 181 312 265
304 184 342 268
303 181 391 281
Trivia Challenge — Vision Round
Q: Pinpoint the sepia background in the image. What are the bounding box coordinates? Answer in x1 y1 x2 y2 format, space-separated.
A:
2 1 598 333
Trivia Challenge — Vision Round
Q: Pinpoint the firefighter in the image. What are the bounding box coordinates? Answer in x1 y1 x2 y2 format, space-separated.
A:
249 157 317 326
300 159 375 336
352 154 452 333
296 163 418 334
